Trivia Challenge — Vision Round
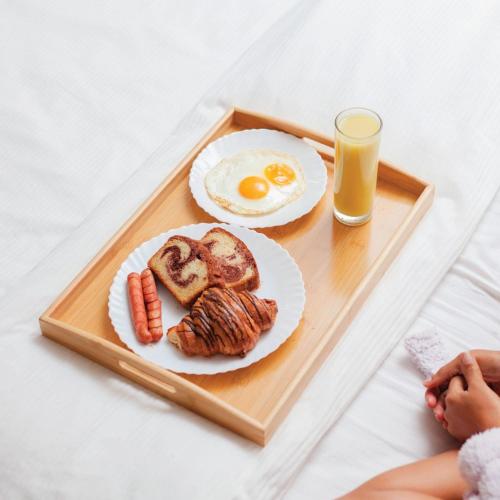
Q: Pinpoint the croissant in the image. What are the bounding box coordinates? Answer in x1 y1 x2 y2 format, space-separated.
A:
167 287 278 357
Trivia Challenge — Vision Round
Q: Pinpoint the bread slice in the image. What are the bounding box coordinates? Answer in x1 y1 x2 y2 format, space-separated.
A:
201 227 259 292
148 235 223 308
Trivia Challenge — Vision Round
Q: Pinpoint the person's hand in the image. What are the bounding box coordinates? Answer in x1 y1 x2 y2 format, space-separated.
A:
441 352 500 442
423 349 500 422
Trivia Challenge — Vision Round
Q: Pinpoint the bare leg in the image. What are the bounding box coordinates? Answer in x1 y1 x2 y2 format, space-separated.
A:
340 450 468 500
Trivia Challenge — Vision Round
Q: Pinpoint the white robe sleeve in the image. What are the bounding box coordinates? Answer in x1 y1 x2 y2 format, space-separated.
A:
459 428 500 500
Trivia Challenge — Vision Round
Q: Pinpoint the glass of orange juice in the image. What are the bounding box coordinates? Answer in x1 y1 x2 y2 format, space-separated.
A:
333 107 382 226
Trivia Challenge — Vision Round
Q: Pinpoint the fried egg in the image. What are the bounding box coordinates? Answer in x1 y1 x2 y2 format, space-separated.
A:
205 149 306 215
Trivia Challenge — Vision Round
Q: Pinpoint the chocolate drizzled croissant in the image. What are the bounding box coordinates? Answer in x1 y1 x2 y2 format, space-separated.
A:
167 287 278 357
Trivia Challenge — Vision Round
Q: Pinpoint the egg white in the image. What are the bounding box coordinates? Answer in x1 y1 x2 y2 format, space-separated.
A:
204 149 306 215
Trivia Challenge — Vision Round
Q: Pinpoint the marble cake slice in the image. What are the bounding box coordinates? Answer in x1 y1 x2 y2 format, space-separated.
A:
201 227 260 292
148 235 223 308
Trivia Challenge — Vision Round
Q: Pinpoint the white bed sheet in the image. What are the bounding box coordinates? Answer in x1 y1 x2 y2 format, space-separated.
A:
286 189 500 498
0 0 297 297
2 1 500 499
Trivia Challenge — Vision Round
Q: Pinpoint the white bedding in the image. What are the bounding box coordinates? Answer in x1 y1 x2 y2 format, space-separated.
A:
286 188 500 498
2 1 500 499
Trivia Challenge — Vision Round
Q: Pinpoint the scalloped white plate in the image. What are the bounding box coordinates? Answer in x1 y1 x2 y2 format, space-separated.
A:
108 223 305 375
189 129 327 228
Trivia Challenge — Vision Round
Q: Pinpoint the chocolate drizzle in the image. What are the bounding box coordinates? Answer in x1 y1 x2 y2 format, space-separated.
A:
167 287 278 357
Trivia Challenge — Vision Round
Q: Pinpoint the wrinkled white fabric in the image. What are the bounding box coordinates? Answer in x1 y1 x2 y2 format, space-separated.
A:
0 0 298 297
2 1 500 499
287 190 500 498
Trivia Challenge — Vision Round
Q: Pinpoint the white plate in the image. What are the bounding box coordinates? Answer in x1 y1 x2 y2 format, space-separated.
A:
189 129 327 228
108 223 305 375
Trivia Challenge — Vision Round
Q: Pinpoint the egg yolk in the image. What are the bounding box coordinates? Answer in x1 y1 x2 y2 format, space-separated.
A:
264 163 296 185
238 176 269 199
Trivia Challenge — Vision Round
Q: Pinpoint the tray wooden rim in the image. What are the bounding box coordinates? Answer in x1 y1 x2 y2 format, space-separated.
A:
40 107 434 446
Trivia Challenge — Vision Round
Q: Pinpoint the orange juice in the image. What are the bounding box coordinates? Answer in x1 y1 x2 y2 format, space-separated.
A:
334 108 382 226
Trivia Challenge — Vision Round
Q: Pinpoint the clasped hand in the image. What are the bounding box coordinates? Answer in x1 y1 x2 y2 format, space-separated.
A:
423 350 500 442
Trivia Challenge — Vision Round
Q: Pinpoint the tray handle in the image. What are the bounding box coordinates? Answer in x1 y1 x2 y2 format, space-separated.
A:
114 349 265 443
118 359 178 395
41 318 241 417
113 352 199 406
233 107 335 162
113 350 227 414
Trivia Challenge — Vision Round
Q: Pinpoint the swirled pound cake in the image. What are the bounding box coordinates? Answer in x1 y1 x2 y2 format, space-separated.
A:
201 227 259 292
148 235 223 308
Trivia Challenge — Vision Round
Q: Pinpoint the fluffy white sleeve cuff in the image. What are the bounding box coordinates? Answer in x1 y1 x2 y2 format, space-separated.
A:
459 427 500 500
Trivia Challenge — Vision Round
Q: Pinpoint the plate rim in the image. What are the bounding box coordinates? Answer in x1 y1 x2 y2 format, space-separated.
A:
188 128 327 228
108 222 306 375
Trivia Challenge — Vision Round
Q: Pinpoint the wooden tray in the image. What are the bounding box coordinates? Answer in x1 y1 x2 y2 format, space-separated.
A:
39 107 434 445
